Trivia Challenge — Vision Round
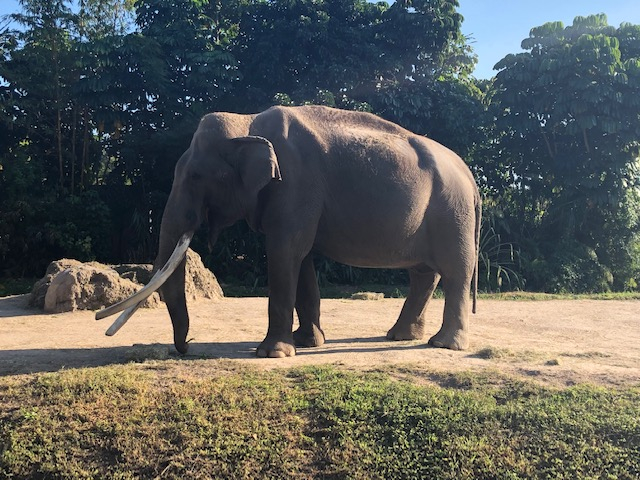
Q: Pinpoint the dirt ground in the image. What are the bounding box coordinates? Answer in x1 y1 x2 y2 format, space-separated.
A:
1 294 639 387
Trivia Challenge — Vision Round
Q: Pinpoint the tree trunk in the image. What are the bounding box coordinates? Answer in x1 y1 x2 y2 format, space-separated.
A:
52 35 64 191
57 107 64 190
82 107 89 189
71 105 78 195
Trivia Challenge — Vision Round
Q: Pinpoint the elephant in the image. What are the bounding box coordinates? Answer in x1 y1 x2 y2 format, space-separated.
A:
97 105 481 358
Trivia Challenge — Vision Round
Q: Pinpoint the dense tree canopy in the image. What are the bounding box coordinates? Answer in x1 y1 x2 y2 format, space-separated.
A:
489 15 640 291
0 1 639 293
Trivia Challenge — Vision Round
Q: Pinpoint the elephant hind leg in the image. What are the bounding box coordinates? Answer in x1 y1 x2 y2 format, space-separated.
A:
387 267 440 341
428 274 471 350
293 254 325 347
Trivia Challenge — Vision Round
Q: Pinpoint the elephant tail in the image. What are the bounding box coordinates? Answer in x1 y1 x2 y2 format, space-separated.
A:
472 196 482 314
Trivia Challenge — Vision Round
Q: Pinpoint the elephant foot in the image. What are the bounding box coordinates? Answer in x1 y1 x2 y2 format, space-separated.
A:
427 329 468 351
256 337 296 358
386 321 425 341
293 324 325 347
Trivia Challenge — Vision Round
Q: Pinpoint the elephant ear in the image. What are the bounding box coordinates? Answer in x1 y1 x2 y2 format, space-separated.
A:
230 136 282 198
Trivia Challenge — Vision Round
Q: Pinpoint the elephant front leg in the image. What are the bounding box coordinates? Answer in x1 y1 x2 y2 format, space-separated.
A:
387 268 440 341
293 254 325 347
428 275 470 350
256 245 303 358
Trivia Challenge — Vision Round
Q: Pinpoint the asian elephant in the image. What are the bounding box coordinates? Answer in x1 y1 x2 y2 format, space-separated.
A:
97 105 481 358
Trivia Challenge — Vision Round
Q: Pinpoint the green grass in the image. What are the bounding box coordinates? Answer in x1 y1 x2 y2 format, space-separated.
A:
1 363 638 479
484 291 640 301
222 283 640 300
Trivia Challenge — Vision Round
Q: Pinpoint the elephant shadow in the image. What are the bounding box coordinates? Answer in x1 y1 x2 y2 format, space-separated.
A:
0 336 432 376
0 342 252 376
300 336 428 356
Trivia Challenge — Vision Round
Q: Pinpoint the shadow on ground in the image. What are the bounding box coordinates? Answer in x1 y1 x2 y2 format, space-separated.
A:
0 295 43 318
0 336 434 376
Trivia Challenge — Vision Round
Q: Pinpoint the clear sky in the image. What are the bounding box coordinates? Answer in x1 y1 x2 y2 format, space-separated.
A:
1 0 640 79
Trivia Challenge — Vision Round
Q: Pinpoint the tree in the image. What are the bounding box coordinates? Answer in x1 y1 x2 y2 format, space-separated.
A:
490 14 640 291
77 0 135 38
1 0 77 191
229 0 383 110
0 0 133 274
231 0 476 116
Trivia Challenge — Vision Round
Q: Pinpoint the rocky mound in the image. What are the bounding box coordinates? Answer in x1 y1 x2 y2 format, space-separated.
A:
184 249 224 301
30 249 223 313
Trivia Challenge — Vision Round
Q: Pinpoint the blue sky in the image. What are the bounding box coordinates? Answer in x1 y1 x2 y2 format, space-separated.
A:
1 0 639 79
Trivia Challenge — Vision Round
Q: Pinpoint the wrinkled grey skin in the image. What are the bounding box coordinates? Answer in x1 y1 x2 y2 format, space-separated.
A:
157 105 481 357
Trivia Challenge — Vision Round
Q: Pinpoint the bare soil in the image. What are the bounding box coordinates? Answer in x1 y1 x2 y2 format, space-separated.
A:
1 294 638 387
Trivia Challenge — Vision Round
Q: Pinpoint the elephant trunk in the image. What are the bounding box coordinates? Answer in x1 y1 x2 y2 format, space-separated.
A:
154 188 204 354
155 230 191 354
158 253 190 354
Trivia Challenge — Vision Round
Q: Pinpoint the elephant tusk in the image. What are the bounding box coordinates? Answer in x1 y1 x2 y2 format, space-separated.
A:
95 232 194 321
105 301 142 336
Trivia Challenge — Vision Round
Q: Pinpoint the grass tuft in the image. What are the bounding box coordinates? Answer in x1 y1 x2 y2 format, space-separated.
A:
475 346 514 359
350 291 385 300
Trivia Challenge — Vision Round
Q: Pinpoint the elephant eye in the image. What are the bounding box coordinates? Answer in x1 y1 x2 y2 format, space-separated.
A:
214 166 234 182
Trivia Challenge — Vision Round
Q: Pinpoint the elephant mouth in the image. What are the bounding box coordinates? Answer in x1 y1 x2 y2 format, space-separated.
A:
95 232 194 335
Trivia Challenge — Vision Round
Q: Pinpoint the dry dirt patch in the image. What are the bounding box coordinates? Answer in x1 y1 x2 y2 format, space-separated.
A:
0 295 638 387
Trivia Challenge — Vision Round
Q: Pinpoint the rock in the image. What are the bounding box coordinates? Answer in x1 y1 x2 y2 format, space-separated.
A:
184 249 224 301
350 292 385 300
113 264 154 285
43 264 160 313
30 259 105 309
30 248 223 313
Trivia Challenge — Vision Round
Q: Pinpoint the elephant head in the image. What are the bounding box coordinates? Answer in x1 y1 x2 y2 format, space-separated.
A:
96 113 281 353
